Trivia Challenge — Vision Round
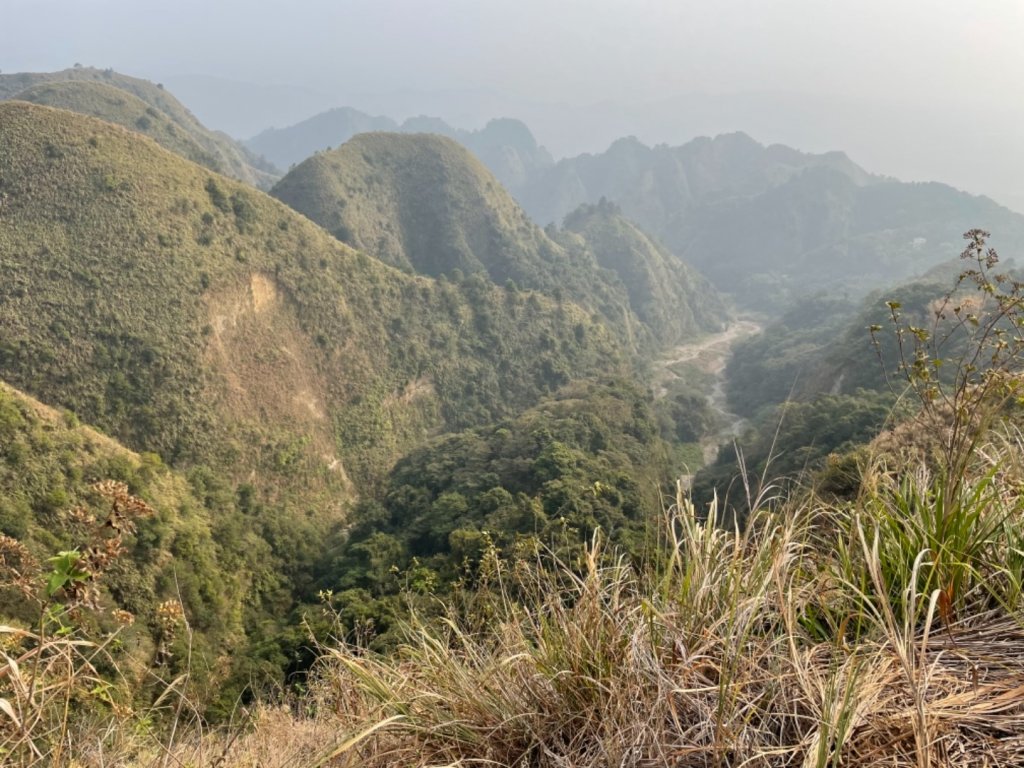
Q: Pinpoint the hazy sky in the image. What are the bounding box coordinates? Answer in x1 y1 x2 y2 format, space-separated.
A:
3 0 1023 208
5 0 1022 105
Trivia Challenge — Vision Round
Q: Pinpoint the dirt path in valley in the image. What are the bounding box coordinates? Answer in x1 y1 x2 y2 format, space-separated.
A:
655 319 762 468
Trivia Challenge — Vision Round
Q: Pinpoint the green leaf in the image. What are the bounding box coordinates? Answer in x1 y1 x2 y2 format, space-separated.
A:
45 550 87 597
46 571 69 597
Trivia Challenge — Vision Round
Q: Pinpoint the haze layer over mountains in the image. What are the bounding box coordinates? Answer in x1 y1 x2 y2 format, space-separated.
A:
5 0 1021 212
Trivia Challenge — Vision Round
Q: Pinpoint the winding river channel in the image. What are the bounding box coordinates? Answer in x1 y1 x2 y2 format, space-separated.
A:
656 318 763 466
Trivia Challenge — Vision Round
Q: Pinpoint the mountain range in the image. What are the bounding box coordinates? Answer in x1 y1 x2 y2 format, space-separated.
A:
515 132 1024 309
251 102 1024 310
248 109 551 194
270 131 725 350
6 97 663 487
0 95 678 701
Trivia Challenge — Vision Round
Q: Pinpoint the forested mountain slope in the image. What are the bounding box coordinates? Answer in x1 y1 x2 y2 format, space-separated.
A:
0 102 629 517
680 170 1024 310
319 378 674 640
558 199 727 347
723 260 994 419
272 132 727 351
0 380 258 707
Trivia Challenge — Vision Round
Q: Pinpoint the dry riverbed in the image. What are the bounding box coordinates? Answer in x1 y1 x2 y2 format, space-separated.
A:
656 318 763 467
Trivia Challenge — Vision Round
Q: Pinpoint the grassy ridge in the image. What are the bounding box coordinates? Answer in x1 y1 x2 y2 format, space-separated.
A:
0 68 278 188
13 81 224 173
269 130 620 319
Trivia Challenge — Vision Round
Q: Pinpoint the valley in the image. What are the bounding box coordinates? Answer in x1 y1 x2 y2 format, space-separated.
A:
0 36 1022 766
656 317 762 472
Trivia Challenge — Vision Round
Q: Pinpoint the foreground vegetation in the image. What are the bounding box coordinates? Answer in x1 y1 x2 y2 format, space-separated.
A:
6 426 1024 766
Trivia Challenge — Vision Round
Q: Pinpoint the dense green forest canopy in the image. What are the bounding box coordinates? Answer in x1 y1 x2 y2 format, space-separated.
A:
316 379 673 641
0 381 270 714
726 274 990 419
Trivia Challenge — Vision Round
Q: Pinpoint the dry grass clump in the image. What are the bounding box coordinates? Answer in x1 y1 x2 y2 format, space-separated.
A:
279 439 1024 768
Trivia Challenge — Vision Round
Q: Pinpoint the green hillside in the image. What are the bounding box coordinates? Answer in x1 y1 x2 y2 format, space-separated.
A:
724 295 860 418
811 278 970 398
270 132 569 282
559 199 727 346
712 233 1021 512
271 132 727 351
13 80 223 172
0 100 696 720
0 101 628 521
724 266 989 419
0 68 278 189
0 380 258 705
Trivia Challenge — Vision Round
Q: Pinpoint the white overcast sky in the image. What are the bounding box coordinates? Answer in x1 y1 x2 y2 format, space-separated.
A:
3 0 1023 208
